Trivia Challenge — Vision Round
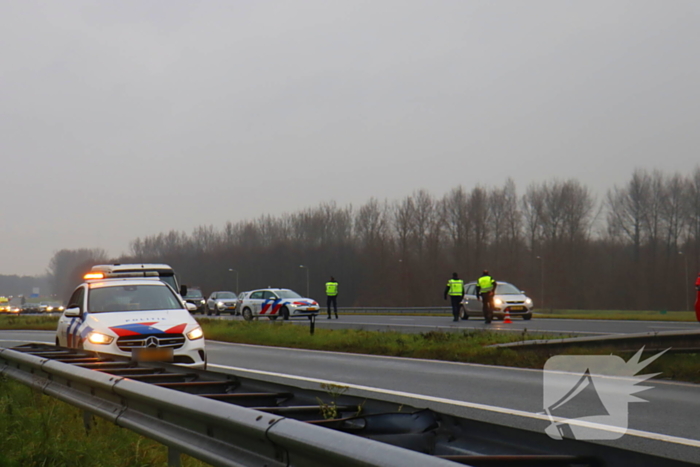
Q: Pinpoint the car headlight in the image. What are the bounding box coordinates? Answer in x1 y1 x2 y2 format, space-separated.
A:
494 298 503 306
200 300 205 304
217 301 224 307
525 298 532 305
46 306 53 311
187 326 204 340
87 332 114 345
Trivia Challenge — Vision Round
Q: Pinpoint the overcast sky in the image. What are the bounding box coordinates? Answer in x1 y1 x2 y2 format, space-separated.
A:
1 1 699 276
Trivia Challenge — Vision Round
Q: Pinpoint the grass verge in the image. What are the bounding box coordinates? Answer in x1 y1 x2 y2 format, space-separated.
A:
0 375 207 467
0 314 59 330
535 309 697 321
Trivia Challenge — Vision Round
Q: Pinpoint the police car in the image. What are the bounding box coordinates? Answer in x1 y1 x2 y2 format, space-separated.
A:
55 271 206 368
238 288 319 321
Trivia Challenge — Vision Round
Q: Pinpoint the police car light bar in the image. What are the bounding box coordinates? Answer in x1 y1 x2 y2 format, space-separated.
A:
83 271 160 280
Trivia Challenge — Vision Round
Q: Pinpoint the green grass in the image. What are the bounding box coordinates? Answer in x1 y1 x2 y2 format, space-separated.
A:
201 318 558 366
0 314 58 330
0 376 208 467
535 309 697 321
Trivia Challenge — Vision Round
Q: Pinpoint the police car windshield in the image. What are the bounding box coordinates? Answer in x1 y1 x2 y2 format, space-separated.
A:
495 283 521 294
276 290 302 299
89 285 183 313
158 275 178 291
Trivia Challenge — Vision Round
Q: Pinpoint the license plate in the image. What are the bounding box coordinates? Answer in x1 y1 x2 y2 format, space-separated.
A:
132 348 173 362
509 306 525 311
307 307 317 311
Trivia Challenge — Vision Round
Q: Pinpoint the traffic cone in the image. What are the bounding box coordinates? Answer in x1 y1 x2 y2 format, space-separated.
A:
503 309 512 324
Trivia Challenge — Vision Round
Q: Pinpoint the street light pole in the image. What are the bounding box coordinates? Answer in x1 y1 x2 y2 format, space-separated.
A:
679 252 689 311
536 256 544 311
228 269 239 293
299 265 309 297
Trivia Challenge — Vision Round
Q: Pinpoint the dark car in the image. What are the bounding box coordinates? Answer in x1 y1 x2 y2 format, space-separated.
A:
21 302 41 313
182 288 206 314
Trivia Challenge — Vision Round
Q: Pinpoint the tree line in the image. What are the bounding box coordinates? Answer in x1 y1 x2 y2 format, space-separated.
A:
47 168 700 311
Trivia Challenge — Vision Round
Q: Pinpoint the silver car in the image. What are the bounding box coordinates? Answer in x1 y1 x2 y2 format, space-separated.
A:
206 291 239 316
461 281 534 320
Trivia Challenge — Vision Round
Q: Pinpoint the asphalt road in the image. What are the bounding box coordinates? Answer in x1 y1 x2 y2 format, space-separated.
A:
2 329 699 464
206 312 700 336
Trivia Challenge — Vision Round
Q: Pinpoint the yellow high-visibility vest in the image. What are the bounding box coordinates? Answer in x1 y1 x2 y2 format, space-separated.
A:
447 279 464 296
478 275 494 292
326 282 338 296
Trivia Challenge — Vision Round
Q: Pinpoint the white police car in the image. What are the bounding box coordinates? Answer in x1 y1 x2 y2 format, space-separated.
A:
55 271 206 368
238 288 319 321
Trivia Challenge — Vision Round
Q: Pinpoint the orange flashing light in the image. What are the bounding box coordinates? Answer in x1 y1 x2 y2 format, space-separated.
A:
83 272 105 280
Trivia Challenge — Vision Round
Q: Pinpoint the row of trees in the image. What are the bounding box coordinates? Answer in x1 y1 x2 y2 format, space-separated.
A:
47 168 700 311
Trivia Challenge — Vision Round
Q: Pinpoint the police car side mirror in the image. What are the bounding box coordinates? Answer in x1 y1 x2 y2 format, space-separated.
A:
185 302 197 312
64 307 81 318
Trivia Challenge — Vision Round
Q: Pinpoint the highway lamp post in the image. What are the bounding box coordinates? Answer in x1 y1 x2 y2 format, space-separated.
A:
536 256 544 311
299 265 309 298
228 269 239 294
679 252 689 311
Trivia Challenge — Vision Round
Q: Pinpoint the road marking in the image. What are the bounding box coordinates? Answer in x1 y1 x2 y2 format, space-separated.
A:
210 363 700 448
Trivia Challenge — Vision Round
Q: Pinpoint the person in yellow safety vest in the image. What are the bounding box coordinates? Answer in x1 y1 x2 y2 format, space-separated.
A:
326 276 339 319
443 272 464 322
475 270 497 324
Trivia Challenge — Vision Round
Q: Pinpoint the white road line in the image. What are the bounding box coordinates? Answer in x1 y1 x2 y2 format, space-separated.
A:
210 363 700 449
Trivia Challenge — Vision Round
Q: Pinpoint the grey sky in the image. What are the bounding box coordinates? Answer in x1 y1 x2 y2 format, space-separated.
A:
1 1 699 276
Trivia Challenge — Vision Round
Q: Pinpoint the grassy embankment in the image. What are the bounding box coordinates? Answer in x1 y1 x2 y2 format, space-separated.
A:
0 376 208 467
535 309 697 321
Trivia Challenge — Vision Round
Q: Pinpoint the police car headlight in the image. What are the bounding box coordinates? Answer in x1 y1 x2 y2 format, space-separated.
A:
494 298 503 306
187 327 204 340
87 332 114 345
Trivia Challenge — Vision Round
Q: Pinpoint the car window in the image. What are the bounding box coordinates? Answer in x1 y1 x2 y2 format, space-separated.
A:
495 283 520 294
88 285 182 313
466 284 476 295
249 291 264 299
263 291 277 300
185 290 203 298
67 287 85 310
217 292 237 299
277 290 302 299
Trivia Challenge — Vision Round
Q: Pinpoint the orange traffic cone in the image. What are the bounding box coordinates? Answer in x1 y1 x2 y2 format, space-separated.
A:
503 309 512 324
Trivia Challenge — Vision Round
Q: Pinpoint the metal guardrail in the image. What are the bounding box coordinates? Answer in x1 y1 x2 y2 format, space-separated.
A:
2 343 697 467
0 345 456 467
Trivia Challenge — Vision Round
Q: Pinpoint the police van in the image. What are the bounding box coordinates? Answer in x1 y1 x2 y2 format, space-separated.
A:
90 263 188 298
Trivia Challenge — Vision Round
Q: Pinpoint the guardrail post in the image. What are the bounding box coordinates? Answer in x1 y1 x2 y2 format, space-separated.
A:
83 410 93 434
168 447 182 467
309 315 315 335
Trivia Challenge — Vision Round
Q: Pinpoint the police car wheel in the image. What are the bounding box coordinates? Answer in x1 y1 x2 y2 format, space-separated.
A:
242 308 253 321
281 306 290 320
